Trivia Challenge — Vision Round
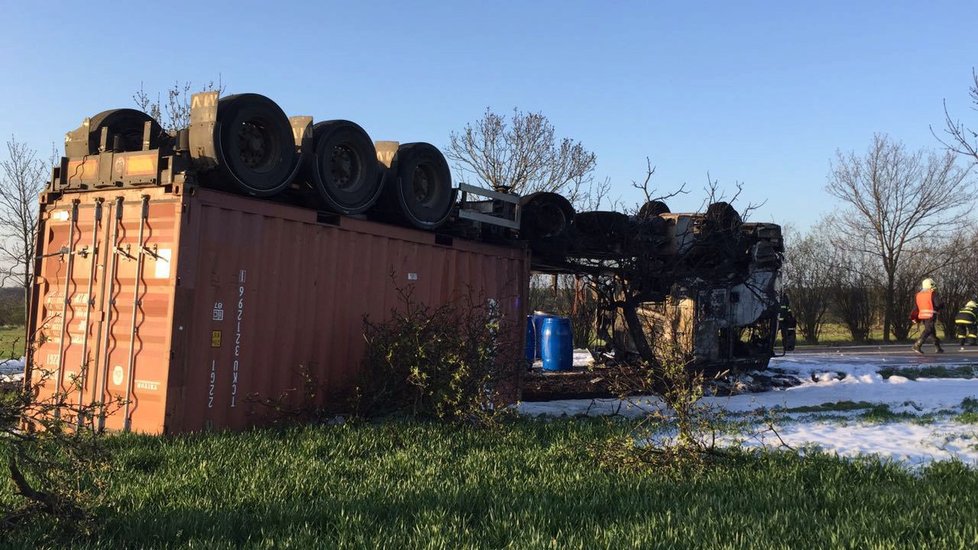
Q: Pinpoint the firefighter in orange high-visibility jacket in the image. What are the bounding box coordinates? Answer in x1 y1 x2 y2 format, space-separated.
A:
954 300 978 349
911 278 944 354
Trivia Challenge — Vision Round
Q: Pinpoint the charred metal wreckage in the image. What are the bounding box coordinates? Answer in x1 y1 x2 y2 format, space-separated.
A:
48 92 786 380
521 193 787 372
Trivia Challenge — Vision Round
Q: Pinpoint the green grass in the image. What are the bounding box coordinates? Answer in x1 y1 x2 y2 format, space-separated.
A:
782 402 937 424
3 418 978 548
879 365 978 380
784 400 876 414
0 325 25 359
856 404 935 424
797 322 950 346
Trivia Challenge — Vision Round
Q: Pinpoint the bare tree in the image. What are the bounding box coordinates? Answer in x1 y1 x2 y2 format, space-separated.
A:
826 134 974 342
826 237 880 343
447 108 597 205
0 137 47 323
781 224 835 344
628 157 688 214
931 230 978 337
133 78 224 133
936 68 978 165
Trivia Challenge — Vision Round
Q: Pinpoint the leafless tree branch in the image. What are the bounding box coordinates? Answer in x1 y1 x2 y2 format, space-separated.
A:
133 78 225 133
447 108 598 207
826 133 974 341
0 137 47 323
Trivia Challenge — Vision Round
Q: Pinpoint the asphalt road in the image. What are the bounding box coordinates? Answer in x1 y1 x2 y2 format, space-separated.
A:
781 343 978 368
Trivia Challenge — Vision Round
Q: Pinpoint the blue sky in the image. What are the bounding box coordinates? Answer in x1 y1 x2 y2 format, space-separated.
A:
1 1 975 229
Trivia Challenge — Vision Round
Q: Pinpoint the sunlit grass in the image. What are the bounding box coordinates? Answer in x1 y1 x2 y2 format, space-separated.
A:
3 418 978 548
797 322 949 346
0 325 24 359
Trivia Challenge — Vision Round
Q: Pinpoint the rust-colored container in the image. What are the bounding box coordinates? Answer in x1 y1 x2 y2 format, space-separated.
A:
28 186 529 434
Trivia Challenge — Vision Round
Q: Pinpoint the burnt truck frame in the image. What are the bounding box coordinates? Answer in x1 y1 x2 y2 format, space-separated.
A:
525 199 786 372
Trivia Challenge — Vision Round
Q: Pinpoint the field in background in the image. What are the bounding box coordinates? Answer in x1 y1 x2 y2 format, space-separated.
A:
799 322 948 346
2 419 976 548
0 325 25 358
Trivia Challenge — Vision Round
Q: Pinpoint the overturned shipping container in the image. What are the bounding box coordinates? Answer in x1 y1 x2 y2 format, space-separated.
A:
28 186 529 434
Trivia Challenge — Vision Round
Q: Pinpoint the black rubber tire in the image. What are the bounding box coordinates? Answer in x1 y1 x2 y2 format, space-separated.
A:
216 93 297 196
637 200 670 219
519 192 575 240
311 120 383 214
573 211 630 237
386 143 455 230
86 109 164 155
704 201 742 232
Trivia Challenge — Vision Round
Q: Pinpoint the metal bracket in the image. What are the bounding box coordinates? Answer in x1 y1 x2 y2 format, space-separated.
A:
457 182 521 230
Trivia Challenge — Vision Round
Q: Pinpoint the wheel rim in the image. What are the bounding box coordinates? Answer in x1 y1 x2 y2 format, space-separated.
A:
412 164 436 204
235 118 277 172
536 203 566 236
329 144 362 190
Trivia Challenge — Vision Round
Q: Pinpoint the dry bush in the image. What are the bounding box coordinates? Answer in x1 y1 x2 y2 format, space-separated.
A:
358 286 520 425
2 344 118 533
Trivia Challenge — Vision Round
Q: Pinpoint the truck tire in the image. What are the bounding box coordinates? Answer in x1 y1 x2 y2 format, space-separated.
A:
310 120 383 215
84 109 165 155
704 201 742 232
215 94 297 196
573 211 630 239
520 192 575 240
637 200 670 219
378 143 455 230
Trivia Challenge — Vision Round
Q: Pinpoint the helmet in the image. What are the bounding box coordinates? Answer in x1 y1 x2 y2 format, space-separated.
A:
968 300 978 309
922 278 935 290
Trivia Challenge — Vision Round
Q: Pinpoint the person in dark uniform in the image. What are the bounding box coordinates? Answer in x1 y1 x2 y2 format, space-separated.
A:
911 278 944 354
954 300 978 349
778 297 797 351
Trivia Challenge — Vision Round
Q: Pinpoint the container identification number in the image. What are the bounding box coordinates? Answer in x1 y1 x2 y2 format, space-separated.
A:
208 360 216 408
231 270 246 407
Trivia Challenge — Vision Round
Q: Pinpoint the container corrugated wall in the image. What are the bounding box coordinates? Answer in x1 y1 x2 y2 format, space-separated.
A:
29 186 529 434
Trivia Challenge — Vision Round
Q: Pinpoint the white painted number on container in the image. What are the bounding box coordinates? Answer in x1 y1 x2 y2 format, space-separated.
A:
212 301 224 321
208 359 216 409
231 270 246 408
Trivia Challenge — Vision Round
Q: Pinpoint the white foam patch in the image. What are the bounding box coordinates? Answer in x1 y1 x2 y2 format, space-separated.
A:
734 421 978 468
0 357 24 381
518 351 978 467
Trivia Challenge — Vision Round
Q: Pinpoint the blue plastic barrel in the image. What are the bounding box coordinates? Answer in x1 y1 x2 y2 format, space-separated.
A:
524 315 536 363
540 316 573 372
532 312 554 359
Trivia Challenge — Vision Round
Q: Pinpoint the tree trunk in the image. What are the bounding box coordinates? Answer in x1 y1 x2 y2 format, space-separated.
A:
883 272 895 343
22 276 30 336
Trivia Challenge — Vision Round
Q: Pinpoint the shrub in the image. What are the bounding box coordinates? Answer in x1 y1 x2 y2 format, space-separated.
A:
358 286 519 425
2 368 114 532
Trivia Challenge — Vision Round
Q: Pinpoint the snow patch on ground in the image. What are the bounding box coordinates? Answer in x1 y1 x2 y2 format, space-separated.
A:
736 421 978 468
0 357 25 382
518 352 978 467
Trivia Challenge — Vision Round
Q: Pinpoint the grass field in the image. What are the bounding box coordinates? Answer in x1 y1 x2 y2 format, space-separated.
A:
0 325 24 359
796 322 950 346
3 418 978 548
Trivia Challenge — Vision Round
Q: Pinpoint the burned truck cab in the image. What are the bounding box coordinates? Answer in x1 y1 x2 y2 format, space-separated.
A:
523 195 787 373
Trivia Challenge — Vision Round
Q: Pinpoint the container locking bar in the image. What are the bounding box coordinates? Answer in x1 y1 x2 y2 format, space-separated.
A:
96 197 124 431
123 195 150 432
77 198 103 427
54 199 80 418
